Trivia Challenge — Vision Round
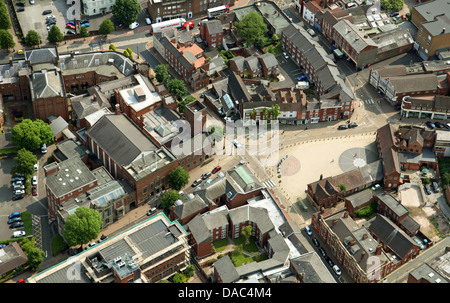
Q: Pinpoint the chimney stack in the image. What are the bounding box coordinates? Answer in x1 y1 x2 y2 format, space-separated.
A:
332 219 338 226
442 27 446 34
115 103 120 115
344 211 349 218
361 250 366 261
363 233 368 240
376 244 383 255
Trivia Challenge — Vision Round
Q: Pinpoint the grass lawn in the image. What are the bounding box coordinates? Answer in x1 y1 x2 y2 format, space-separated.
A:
230 236 268 267
212 238 228 253
21 211 32 236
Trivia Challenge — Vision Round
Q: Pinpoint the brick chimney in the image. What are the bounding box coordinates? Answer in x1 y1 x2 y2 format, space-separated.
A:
332 219 338 226
376 244 383 255
363 233 368 240
115 103 120 115
361 250 366 261
344 211 349 218
138 115 144 129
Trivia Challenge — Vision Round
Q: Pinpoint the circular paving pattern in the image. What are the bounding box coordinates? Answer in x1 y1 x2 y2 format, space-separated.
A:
338 147 378 172
280 155 301 176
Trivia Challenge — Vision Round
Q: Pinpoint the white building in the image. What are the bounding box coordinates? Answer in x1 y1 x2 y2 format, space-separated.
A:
82 0 115 16
302 1 323 26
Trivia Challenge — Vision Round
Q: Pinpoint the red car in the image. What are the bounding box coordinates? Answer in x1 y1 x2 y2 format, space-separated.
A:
212 166 221 174
66 23 75 29
32 186 37 196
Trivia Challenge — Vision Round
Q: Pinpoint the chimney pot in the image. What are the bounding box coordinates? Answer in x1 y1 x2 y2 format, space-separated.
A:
344 211 349 218
361 250 366 260
363 233 368 240
115 103 120 115
376 244 383 255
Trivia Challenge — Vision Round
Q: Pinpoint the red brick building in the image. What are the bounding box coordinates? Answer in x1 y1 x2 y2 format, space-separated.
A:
200 19 224 49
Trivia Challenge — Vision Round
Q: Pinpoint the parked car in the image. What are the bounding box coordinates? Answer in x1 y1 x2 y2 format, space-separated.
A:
14 189 25 196
338 125 348 130
297 75 307 81
87 242 96 248
66 30 76 35
41 143 47 154
332 265 342 276
283 52 289 59
203 179 212 187
319 247 327 257
212 166 221 174
232 139 241 148
12 180 23 187
413 237 425 250
390 12 399 17
424 184 432 195
66 21 75 25
129 22 139 29
8 217 22 224
305 225 312 236
191 179 202 187
81 19 89 24
32 176 38 186
145 18 151 25
435 121 444 128
11 177 25 183
34 163 38 171
200 92 205 98
312 237 320 247
81 23 90 27
13 184 25 191
46 19 56 25
202 172 212 180
10 221 24 229
348 122 358 128
9 212 20 219
432 181 439 193
13 231 26 238
17 7 24 12
371 184 381 191
32 186 38 196
325 256 334 267
42 9 52 15
66 23 76 29
12 194 24 201
16 1 25 6
307 28 316 36
445 122 450 129
425 121 435 129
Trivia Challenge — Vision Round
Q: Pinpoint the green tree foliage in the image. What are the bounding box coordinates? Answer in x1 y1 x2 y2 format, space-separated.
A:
177 95 196 114
339 183 347 191
109 43 116 51
112 0 140 26
62 207 102 249
354 201 378 219
13 148 37 177
160 190 182 212
25 30 41 46
168 79 188 100
26 247 46 270
47 25 64 43
0 1 12 30
235 11 268 47
0 29 15 50
241 225 253 244
380 0 404 11
155 64 170 84
80 26 90 37
270 104 280 120
123 48 133 59
167 167 190 191
99 19 115 35
11 119 54 150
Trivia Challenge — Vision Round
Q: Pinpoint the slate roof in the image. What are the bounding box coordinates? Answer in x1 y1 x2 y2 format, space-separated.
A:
377 123 400 176
365 215 419 259
290 252 337 283
204 19 223 35
25 48 57 65
213 255 240 283
86 114 159 167
413 0 450 23
50 116 68 137
228 206 274 235
31 70 64 99
333 19 377 53
388 74 438 94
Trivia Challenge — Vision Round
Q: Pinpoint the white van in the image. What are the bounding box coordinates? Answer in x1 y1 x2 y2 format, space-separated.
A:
13 231 26 238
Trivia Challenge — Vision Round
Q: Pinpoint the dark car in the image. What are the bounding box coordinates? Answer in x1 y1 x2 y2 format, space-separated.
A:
202 172 212 180
66 30 76 35
297 75 307 81
191 179 202 187
17 7 24 12
348 122 358 128
435 121 444 128
319 247 327 257
390 12 399 17
16 1 25 6
11 177 25 183
424 184 432 195
325 256 334 267
426 121 435 129
7 217 22 224
338 125 348 130
43 9 52 15
81 19 89 24
432 181 439 193
312 237 320 247
12 194 24 201
32 186 37 196
46 19 56 25
212 166 221 174
10 221 24 229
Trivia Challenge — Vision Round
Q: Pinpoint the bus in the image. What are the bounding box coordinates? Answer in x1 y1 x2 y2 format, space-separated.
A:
207 5 230 18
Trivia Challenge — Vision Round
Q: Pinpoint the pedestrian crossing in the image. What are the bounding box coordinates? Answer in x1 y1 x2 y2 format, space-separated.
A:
263 179 276 189
364 99 374 105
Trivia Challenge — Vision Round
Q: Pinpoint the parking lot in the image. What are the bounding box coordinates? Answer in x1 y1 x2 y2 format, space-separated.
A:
272 55 305 89
15 0 71 44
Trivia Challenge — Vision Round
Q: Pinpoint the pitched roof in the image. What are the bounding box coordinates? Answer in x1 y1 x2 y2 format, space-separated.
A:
388 74 438 94
204 19 223 35
86 114 159 166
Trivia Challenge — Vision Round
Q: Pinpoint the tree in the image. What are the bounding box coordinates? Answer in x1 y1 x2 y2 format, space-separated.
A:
99 19 115 35
0 29 15 50
380 0 404 11
47 25 64 43
241 225 253 244
155 64 170 84
25 30 41 46
0 3 11 30
160 190 182 212
123 48 133 59
167 167 190 191
235 11 268 47
339 183 347 191
11 119 54 150
177 95 196 114
26 247 46 270
62 207 102 250
112 0 141 26
168 79 188 100
184 264 195 278
79 26 90 38
109 43 116 51
13 148 37 177
270 104 280 120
